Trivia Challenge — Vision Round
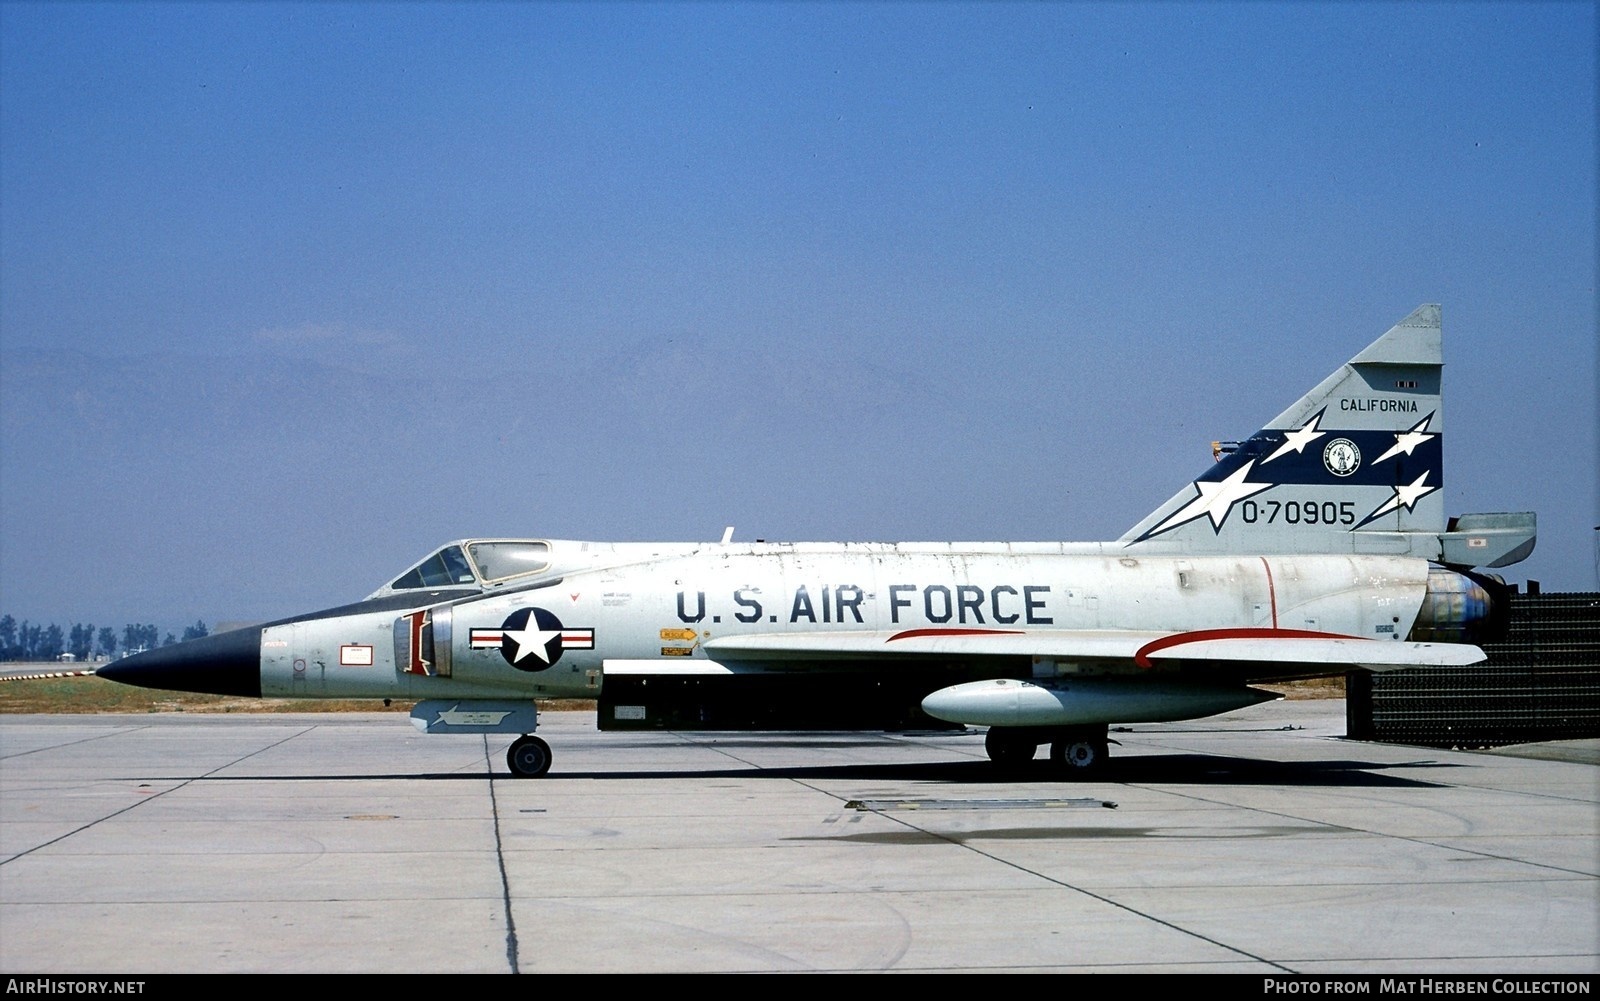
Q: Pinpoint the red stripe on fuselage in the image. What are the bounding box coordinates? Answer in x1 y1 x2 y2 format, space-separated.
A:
1135 627 1364 668
887 628 1025 643
1260 557 1279 628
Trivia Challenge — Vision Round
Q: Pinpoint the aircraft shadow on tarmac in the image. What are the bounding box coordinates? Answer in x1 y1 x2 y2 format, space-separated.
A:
170 751 1458 788
515 754 1456 786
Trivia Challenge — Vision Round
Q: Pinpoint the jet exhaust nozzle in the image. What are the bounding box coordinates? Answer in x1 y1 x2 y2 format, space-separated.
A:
1407 567 1508 645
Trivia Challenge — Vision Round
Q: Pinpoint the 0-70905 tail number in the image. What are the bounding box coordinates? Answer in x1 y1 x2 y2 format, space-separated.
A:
1239 500 1356 525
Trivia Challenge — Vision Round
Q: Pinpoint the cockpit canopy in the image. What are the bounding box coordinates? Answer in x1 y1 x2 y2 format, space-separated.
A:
374 539 553 596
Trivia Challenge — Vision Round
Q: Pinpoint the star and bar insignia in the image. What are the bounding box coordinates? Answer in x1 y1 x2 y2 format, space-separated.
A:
470 607 594 672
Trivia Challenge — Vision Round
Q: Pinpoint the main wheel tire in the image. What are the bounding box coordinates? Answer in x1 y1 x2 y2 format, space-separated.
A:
985 729 1038 767
507 735 552 778
1049 737 1107 777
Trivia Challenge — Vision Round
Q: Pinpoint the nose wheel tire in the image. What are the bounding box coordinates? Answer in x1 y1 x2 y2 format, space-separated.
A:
507 735 552 778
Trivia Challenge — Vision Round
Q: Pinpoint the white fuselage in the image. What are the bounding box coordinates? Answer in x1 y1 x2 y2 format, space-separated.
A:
259 545 1431 700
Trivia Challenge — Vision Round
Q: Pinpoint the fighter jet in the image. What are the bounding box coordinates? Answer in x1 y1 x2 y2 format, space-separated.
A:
100 304 1535 778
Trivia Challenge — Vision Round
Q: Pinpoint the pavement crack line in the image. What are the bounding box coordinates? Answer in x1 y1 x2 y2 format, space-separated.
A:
0 723 159 761
841 792 1297 974
1129 783 1600 879
675 743 1288 970
484 735 521 975
0 724 317 866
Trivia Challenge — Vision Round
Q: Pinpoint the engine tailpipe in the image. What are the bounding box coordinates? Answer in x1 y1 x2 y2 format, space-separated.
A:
1407 567 1510 644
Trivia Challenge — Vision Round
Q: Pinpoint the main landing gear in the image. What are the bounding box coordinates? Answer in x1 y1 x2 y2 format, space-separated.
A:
985 727 1040 768
1049 733 1109 775
507 735 552 778
984 725 1111 778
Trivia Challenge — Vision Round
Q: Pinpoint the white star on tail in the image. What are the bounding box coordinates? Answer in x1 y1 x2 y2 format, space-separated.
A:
1373 414 1435 464
1150 460 1275 535
1363 470 1438 522
1261 413 1326 465
503 624 560 664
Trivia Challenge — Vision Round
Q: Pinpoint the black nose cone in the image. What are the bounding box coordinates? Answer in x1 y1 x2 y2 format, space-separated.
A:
98 627 262 698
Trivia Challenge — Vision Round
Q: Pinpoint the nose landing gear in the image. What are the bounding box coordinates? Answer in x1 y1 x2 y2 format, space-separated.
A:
507 734 552 777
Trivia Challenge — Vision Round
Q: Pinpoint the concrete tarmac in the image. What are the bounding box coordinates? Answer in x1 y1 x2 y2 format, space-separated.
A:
1 700 1596 974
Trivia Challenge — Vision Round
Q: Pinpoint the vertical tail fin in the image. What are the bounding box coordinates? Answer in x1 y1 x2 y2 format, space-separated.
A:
1120 304 1446 558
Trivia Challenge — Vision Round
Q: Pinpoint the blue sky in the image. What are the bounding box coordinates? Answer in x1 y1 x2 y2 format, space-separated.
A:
1 2 1594 632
